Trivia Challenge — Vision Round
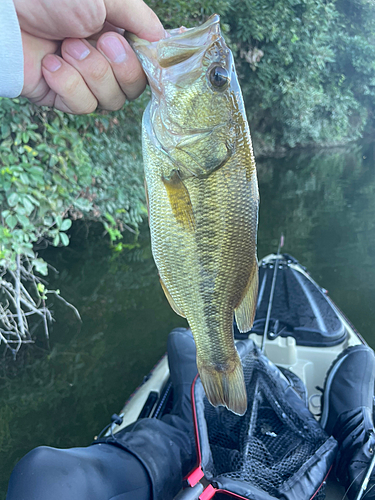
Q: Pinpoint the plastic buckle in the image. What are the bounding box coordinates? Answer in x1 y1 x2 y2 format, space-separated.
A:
199 484 216 500
187 467 204 487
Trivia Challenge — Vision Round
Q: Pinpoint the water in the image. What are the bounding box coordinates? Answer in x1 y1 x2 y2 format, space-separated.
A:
1 142 375 497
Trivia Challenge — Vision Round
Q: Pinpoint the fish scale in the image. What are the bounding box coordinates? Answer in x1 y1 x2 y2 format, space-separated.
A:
129 14 259 415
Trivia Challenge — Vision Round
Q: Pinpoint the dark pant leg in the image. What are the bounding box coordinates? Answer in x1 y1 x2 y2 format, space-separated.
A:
6 443 151 500
7 329 197 500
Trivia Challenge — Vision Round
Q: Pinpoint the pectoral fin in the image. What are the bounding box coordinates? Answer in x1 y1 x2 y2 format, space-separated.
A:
235 262 259 333
162 170 195 231
159 276 185 318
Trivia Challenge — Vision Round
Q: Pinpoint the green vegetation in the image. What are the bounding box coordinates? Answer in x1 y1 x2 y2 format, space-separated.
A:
227 0 375 152
0 0 374 354
0 97 146 354
148 0 375 151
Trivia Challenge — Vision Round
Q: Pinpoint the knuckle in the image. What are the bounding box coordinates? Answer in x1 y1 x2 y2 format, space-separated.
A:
74 4 106 37
83 19 105 37
90 60 110 82
123 66 142 87
63 74 81 96
27 86 51 104
126 81 146 101
108 97 126 111
81 101 98 114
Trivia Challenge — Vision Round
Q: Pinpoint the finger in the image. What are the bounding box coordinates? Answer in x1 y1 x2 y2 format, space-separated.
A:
62 38 126 111
21 30 59 102
16 0 106 40
105 0 165 42
97 32 146 100
41 55 98 114
87 21 124 42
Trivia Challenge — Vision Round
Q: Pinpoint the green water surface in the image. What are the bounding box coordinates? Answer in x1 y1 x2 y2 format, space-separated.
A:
1 142 375 497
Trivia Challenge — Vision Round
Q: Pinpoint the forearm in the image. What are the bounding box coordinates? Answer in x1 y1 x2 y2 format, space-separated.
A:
0 0 24 97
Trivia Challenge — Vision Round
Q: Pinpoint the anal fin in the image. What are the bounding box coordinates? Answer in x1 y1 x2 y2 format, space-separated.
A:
144 178 150 224
159 277 185 318
235 261 259 333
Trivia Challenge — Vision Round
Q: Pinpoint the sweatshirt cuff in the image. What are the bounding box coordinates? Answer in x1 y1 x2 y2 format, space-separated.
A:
0 0 24 98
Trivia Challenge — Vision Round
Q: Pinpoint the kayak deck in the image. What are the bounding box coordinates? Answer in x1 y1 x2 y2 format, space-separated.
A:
106 254 366 500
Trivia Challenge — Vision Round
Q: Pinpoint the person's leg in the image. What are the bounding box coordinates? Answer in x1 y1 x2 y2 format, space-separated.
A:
321 344 375 499
162 327 198 430
7 327 197 500
108 328 198 500
7 442 151 500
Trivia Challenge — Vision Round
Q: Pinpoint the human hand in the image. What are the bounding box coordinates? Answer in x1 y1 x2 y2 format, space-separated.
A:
14 0 165 113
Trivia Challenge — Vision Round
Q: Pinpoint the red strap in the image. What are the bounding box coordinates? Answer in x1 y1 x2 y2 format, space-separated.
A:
199 484 216 500
187 467 204 487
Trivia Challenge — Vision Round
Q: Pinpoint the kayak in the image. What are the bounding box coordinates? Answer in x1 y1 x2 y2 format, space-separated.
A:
104 253 375 500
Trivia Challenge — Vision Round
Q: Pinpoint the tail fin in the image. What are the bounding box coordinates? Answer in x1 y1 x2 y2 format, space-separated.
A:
198 356 247 416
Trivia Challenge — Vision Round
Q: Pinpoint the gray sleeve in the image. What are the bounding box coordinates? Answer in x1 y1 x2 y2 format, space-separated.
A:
0 0 24 97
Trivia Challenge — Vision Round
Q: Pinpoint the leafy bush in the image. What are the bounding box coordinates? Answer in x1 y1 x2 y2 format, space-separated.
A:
147 0 232 28
224 0 375 151
0 97 147 354
146 0 375 150
1 0 375 353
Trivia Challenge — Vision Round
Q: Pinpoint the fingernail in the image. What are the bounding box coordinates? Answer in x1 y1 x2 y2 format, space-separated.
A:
100 36 127 63
43 55 62 72
64 40 90 61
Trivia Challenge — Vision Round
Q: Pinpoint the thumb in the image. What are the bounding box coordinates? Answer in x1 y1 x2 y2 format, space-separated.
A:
104 0 165 42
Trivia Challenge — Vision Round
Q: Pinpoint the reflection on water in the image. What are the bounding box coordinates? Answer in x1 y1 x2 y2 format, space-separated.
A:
257 141 375 338
1 142 374 497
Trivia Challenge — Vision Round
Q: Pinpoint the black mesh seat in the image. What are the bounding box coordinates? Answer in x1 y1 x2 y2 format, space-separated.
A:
192 339 337 499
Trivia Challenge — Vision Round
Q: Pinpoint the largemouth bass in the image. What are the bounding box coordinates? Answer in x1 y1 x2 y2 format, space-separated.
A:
128 14 259 416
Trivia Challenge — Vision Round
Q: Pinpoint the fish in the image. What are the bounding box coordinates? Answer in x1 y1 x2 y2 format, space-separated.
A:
128 14 259 416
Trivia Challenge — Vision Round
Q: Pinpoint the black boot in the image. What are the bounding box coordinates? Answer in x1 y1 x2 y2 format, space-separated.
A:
321 344 375 499
163 327 198 422
96 328 198 500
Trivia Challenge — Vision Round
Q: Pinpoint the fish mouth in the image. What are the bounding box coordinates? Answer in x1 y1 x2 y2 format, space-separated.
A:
162 13 221 46
126 14 222 75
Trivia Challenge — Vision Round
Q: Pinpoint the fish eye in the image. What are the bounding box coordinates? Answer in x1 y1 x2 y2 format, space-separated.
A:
208 66 230 90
